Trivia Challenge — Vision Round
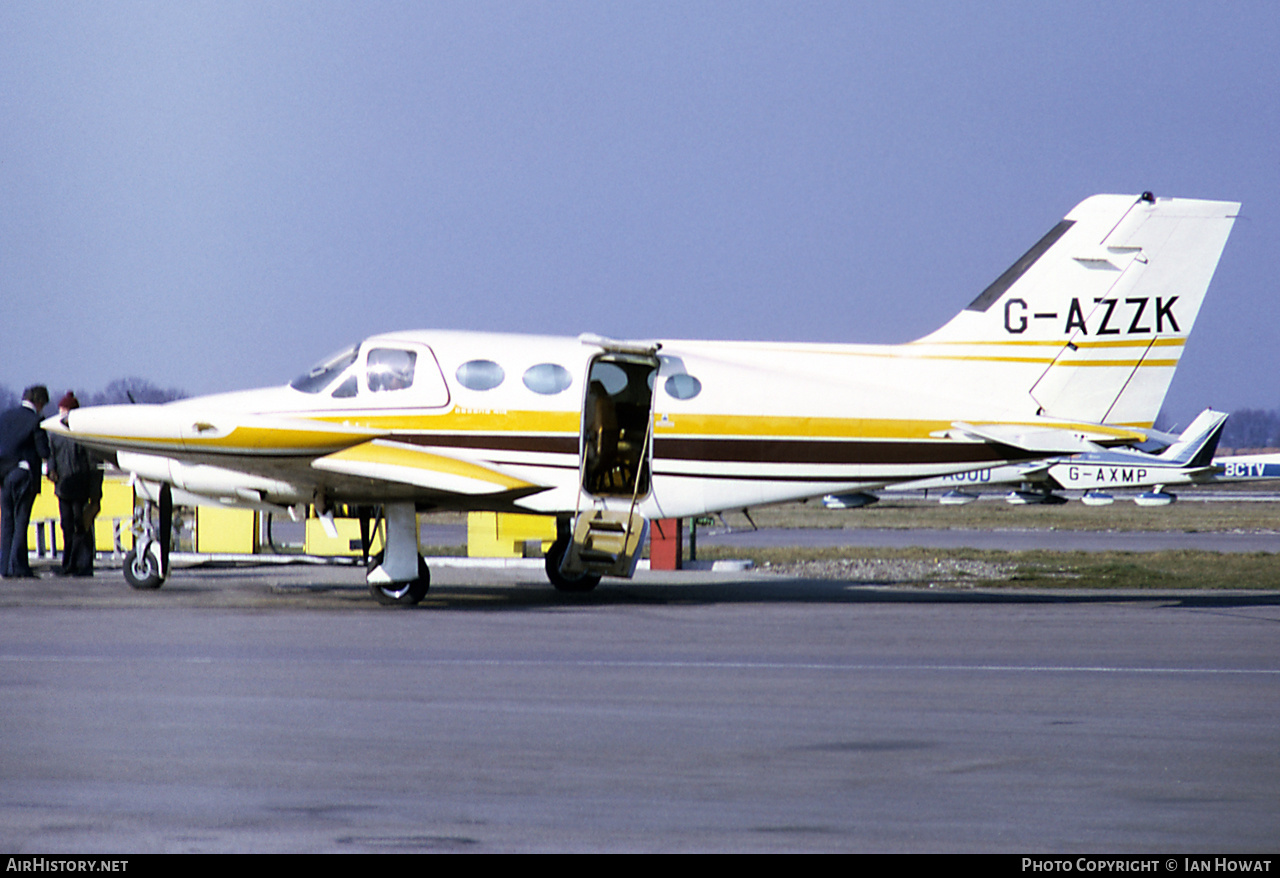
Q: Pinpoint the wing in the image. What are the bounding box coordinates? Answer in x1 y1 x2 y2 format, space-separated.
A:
312 439 549 499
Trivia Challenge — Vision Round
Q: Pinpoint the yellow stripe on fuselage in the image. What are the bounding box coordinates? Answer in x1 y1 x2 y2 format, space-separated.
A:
70 425 373 455
312 410 1151 443
651 414 1147 442
184 425 374 452
312 409 579 434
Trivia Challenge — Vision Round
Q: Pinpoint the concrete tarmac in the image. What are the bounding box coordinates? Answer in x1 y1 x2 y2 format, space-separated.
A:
2 563 1278 853
695 526 1280 553
419 522 1280 554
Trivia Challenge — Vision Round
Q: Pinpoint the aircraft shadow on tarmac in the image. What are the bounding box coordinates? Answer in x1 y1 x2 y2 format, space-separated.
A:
24 563 1276 612
417 579 1280 611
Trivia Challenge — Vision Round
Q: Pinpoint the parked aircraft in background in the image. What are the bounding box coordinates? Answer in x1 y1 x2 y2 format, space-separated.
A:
46 193 1239 604
826 409 1280 507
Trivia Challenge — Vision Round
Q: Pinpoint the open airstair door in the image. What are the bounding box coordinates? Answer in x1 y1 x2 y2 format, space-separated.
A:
561 348 658 580
580 350 659 498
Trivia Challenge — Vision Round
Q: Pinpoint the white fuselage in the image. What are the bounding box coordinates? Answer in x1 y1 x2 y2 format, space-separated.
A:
54 329 1081 520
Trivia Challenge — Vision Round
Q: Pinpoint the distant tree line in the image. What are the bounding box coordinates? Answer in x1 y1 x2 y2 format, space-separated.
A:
1218 408 1280 450
0 378 186 412
81 377 188 406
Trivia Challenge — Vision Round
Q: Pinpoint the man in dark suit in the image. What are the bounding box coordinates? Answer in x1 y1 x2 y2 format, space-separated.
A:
48 392 102 576
0 385 51 578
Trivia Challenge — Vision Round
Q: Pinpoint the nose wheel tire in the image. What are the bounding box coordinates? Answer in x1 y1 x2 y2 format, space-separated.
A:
123 549 164 590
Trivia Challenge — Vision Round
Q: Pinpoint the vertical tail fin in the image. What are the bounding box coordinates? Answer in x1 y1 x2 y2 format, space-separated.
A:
1157 409 1228 466
915 193 1240 427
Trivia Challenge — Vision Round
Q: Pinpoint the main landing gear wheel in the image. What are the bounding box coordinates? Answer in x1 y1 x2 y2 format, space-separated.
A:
123 549 163 590
544 537 601 593
366 553 431 606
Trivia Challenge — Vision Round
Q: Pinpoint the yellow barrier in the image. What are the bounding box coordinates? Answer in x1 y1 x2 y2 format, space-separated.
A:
17 474 405 562
467 511 556 558
195 506 257 554
25 474 135 558
99 477 134 551
304 516 386 557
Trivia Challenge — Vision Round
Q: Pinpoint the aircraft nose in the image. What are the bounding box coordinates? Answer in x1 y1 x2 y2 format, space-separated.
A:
40 413 68 435
41 404 187 452
44 406 113 438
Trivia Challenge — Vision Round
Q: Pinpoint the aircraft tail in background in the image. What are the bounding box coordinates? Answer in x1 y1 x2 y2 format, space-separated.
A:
1157 409 1228 466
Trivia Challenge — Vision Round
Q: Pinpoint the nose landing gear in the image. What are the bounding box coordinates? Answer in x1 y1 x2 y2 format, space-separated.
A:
124 483 172 590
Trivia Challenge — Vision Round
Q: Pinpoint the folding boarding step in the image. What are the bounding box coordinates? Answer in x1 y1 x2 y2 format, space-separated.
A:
562 509 648 579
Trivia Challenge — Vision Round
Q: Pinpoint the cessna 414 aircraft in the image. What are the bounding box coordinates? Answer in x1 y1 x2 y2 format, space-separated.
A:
46 192 1239 604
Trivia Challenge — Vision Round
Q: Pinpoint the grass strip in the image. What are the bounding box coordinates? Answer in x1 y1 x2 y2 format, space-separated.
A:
698 545 1280 589
725 498 1280 533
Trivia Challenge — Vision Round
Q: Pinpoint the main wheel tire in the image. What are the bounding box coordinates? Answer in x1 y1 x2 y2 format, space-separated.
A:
367 553 430 606
123 548 164 590
544 537 601 593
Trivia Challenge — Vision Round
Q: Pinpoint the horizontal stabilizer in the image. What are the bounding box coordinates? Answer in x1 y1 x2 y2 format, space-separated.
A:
1015 463 1054 480
947 421 1148 454
313 440 545 496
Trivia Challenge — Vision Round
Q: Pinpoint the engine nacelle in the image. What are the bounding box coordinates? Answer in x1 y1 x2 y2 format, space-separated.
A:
118 451 307 509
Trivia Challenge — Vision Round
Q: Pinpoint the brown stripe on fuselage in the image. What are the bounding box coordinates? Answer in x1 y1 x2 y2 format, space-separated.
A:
652 436 1029 465
394 433 578 454
390 432 1031 467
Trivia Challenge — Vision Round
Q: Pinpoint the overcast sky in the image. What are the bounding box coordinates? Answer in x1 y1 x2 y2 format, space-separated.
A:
2 1 1276 426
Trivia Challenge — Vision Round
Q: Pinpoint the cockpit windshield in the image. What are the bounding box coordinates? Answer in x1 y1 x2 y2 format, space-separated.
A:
289 345 359 393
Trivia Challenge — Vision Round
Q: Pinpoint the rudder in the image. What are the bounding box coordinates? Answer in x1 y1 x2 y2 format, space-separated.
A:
914 193 1239 427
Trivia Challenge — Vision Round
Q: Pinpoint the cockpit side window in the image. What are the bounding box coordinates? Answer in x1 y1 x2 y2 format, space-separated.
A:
290 345 359 394
366 348 417 393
